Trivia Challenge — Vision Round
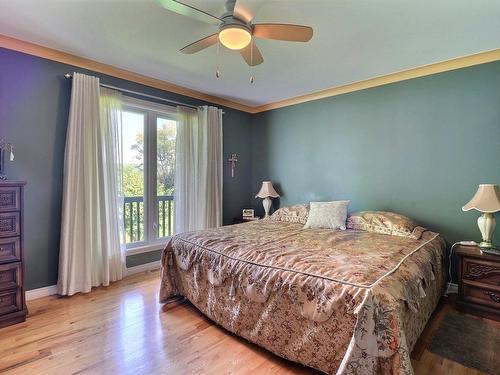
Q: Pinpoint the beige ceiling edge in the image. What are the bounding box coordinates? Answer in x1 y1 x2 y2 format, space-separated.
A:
251 48 500 113
1 34 499 115
0 34 254 113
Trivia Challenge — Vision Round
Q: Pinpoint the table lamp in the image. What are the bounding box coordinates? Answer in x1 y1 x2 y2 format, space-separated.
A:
462 184 500 249
255 181 280 217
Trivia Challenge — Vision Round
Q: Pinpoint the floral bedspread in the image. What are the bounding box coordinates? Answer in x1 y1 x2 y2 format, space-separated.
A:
160 220 445 374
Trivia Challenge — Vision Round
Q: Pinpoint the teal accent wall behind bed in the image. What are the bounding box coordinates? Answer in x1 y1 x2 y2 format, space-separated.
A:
251 61 500 252
0 47 252 290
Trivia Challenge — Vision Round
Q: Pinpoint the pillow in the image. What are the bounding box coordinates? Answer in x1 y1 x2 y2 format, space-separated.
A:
346 211 426 239
303 201 350 230
269 204 310 224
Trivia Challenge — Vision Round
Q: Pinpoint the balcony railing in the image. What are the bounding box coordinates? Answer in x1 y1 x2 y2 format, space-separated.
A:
157 195 174 238
123 195 174 244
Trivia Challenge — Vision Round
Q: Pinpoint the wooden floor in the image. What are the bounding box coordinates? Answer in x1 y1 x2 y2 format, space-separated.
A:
0 272 492 375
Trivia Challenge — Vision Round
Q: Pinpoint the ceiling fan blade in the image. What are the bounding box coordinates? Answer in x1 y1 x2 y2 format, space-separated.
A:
156 0 222 25
180 33 219 54
253 24 313 42
233 0 267 23
240 41 263 66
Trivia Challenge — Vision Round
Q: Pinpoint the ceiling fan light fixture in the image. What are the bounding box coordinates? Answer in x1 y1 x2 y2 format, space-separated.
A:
218 25 251 50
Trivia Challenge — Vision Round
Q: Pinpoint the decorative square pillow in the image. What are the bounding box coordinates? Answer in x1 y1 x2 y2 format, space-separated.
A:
269 204 310 224
346 211 426 239
303 201 350 230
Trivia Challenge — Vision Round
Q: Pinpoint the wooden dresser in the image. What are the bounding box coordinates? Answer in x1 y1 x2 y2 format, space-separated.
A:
0 180 27 328
456 244 500 321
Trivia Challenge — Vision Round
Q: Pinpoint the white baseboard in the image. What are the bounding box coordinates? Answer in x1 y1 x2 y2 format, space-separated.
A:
25 261 162 301
26 285 58 301
126 260 161 276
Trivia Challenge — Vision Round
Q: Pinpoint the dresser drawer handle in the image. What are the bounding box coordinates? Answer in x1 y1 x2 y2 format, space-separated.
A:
484 291 500 303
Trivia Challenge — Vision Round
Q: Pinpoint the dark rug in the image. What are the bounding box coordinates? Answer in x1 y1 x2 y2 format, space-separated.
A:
428 310 500 374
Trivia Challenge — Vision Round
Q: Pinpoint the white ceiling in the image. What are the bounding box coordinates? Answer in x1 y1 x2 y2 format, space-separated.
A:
0 0 499 107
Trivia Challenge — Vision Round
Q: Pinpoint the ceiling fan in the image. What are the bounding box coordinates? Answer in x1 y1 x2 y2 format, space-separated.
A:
156 0 313 66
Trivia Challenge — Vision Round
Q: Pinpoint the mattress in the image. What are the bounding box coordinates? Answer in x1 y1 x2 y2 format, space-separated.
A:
159 220 445 374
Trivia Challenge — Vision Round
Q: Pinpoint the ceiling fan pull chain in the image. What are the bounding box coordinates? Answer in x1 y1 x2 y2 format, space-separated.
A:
216 39 221 78
250 40 255 84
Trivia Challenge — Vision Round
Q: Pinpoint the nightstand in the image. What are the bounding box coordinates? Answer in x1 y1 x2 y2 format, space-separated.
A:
456 244 500 321
233 216 261 224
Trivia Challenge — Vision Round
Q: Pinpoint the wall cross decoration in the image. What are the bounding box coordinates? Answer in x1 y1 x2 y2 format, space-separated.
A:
227 153 238 178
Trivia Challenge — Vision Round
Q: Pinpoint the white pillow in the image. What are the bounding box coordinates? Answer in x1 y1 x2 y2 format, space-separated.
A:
303 200 350 230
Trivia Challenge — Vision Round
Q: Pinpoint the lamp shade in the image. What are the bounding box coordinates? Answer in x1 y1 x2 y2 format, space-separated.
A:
462 184 500 213
255 181 280 199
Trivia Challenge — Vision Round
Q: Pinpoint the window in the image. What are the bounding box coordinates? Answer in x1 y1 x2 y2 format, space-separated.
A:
122 110 146 244
156 116 176 239
120 97 177 253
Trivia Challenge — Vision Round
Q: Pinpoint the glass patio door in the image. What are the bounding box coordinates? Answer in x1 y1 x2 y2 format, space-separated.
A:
120 98 177 251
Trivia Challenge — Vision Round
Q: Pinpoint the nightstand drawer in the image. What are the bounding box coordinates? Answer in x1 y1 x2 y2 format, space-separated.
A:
463 284 500 310
0 212 20 238
462 257 500 287
456 244 500 321
0 186 20 212
0 262 22 292
0 288 22 315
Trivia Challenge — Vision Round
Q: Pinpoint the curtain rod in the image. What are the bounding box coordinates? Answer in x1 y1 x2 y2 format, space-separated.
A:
64 73 202 110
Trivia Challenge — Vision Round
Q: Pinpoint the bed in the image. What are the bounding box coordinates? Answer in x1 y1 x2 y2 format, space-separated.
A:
159 209 445 375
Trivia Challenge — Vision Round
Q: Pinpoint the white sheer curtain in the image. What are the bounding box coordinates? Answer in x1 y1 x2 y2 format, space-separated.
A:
58 73 126 296
174 105 223 233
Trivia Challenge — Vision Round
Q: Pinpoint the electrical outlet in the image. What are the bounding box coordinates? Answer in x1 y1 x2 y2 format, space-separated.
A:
445 282 458 295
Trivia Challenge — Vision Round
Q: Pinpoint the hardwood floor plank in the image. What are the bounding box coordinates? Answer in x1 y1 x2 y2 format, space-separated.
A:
0 271 494 375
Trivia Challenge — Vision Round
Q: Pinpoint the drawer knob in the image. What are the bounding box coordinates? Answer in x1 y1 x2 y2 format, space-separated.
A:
484 291 500 303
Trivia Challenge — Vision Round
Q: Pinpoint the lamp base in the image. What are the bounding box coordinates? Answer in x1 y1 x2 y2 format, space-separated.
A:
479 241 495 249
478 213 496 250
262 197 272 218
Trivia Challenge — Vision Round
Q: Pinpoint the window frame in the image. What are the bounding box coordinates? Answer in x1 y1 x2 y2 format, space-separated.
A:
121 96 177 255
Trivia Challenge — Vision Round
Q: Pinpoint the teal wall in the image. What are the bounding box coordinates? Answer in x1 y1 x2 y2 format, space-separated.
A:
2 46 499 290
0 48 252 290
251 61 500 254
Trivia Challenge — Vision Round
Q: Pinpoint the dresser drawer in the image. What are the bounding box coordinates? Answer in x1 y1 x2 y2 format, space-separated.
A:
0 262 22 292
0 237 21 264
462 257 500 288
462 284 500 310
0 212 20 238
0 288 22 315
0 186 20 212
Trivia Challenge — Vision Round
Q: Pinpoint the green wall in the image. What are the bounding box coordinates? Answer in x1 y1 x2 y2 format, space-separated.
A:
0 48 252 290
251 61 500 252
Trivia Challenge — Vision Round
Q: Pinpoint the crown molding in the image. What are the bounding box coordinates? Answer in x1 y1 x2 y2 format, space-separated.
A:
0 34 254 113
1 34 499 114
251 48 500 113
